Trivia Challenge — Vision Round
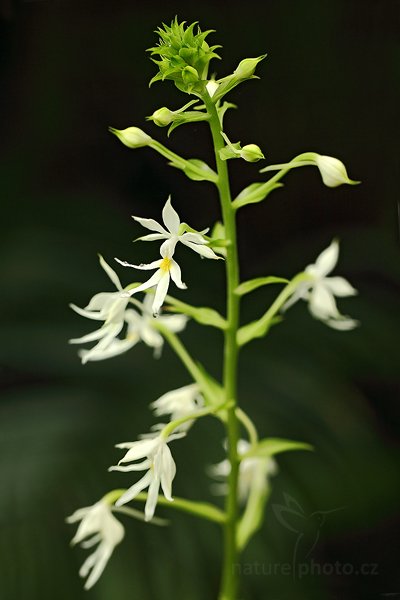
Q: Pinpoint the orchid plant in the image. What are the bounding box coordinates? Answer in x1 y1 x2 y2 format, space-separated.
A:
67 18 359 599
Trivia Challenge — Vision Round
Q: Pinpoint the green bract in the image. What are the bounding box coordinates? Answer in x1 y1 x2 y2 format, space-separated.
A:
148 18 221 93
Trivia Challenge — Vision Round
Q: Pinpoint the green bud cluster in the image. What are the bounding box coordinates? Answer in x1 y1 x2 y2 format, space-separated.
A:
147 17 221 93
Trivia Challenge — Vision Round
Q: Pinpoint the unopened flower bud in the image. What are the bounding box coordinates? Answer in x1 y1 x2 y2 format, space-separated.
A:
109 126 152 148
206 79 219 98
234 55 267 80
151 107 174 127
240 144 265 162
314 155 359 188
182 66 199 86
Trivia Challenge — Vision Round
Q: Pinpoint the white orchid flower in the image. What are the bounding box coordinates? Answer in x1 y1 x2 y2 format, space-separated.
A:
150 383 204 431
133 196 220 260
75 293 187 363
115 244 187 317
283 239 359 330
130 293 188 357
109 433 184 521
66 499 124 590
69 255 130 362
209 440 277 503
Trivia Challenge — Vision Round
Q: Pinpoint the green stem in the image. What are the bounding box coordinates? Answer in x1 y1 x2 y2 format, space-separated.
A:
236 272 312 347
161 401 228 438
236 408 259 447
233 153 317 208
149 139 217 182
203 92 241 600
154 322 222 406
155 322 205 386
251 273 310 332
105 489 226 524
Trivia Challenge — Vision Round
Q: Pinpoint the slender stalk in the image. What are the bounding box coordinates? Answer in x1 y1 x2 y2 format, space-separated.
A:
161 401 228 438
105 489 226 524
203 92 241 600
236 408 259 447
155 322 205 385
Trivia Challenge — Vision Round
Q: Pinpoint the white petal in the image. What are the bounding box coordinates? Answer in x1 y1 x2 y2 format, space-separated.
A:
81 337 138 362
309 284 339 320
170 260 187 290
181 239 220 260
66 506 92 524
162 196 181 234
80 533 102 549
101 510 125 544
139 322 164 349
124 308 142 326
85 292 115 311
109 459 151 472
136 233 168 242
78 328 124 365
180 232 207 244
313 240 339 277
160 236 178 257
158 314 188 333
115 470 153 506
281 284 310 312
69 325 110 345
141 292 155 314
127 271 163 297
83 322 123 348
159 446 176 501
151 384 199 415
132 216 168 235
324 276 357 297
117 438 159 462
208 459 230 479
71 517 100 546
114 441 137 449
145 475 161 521
69 303 106 321
325 317 360 330
84 545 113 590
152 274 170 316
167 432 186 443
115 257 162 270
99 255 122 291
79 550 98 579
105 297 129 324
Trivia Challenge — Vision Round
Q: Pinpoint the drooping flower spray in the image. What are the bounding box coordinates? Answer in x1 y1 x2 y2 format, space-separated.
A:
67 18 359 598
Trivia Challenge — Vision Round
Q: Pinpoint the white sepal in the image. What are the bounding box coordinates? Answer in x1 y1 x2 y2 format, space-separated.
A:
67 499 124 590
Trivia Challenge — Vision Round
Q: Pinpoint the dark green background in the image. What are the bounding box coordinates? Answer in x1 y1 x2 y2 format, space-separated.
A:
1 1 399 599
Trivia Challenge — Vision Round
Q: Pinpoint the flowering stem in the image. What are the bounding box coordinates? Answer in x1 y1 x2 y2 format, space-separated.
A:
203 92 241 600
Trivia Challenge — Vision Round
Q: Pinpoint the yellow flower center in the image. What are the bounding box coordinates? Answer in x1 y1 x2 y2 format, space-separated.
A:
160 257 172 272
